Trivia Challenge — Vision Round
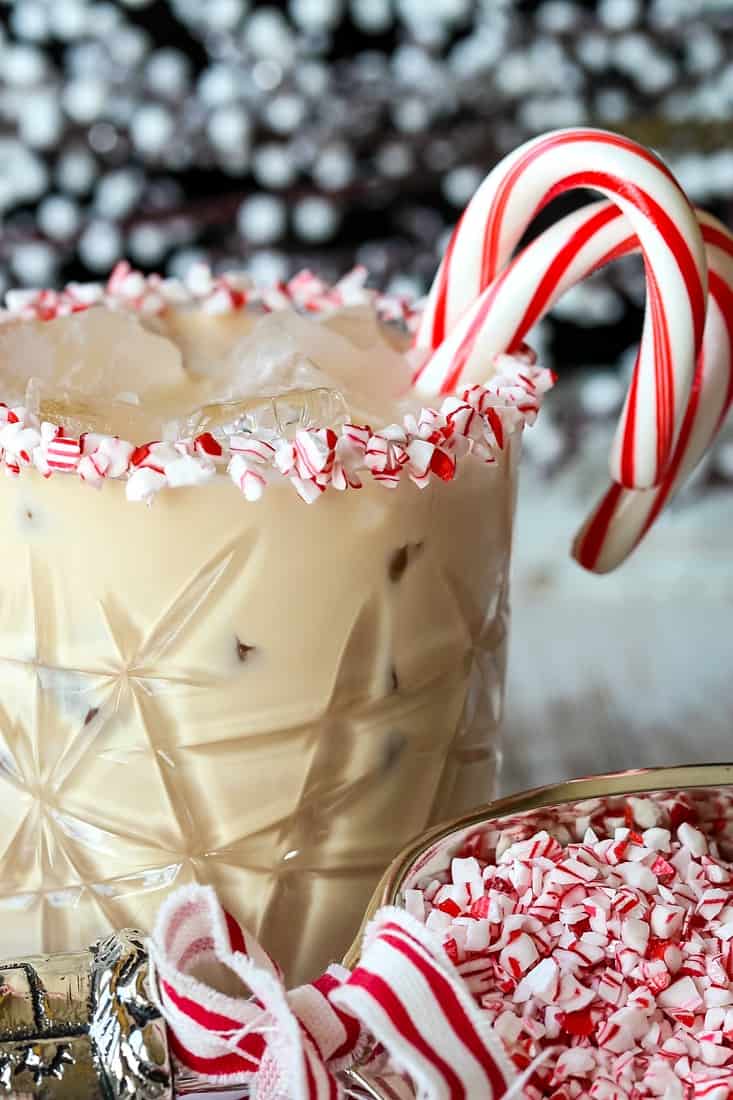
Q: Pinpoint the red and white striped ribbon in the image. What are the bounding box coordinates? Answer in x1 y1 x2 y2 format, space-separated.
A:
332 908 516 1099
148 886 517 1100
413 128 708 491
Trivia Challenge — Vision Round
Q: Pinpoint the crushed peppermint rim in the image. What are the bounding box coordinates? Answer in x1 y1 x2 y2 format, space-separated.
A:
0 262 554 503
405 791 733 1100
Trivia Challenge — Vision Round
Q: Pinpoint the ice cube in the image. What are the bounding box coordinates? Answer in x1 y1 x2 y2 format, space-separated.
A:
322 304 411 353
270 387 348 435
0 307 186 402
25 378 166 440
179 386 348 440
224 307 413 425
151 305 259 379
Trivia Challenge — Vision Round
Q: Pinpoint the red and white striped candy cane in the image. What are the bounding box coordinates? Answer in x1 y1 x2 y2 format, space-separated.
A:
416 197 731 570
414 128 708 490
415 198 638 402
574 210 733 573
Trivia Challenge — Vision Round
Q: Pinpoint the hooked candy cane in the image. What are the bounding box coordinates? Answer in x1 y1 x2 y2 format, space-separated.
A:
417 197 731 571
414 198 638 402
574 210 733 573
414 128 708 490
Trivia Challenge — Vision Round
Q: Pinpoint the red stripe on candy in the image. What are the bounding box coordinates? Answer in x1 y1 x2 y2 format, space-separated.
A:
439 268 512 394
641 269 733 537
646 262 674 480
506 203 625 348
702 224 733 258
480 129 682 286
485 407 504 450
429 210 465 350
575 481 625 572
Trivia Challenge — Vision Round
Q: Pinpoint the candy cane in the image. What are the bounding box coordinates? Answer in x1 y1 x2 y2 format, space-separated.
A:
415 198 639 393
414 128 708 490
574 210 733 573
414 197 730 571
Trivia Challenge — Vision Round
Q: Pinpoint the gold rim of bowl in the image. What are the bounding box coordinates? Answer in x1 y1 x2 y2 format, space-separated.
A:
343 762 733 969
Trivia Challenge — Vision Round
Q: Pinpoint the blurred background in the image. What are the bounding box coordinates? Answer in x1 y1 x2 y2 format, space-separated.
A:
0 0 731 790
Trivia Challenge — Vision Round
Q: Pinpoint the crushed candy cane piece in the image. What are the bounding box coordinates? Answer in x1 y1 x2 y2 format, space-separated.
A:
0 260 553 502
406 793 733 1098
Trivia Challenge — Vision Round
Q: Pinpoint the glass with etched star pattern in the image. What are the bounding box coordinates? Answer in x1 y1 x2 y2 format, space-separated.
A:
0 266 532 983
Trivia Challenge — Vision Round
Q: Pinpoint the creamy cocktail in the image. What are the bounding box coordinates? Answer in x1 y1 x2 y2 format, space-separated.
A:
0 271 537 981
0 120 723 1006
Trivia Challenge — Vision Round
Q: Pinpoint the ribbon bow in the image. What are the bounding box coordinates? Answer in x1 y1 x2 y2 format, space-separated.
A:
148 885 517 1099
